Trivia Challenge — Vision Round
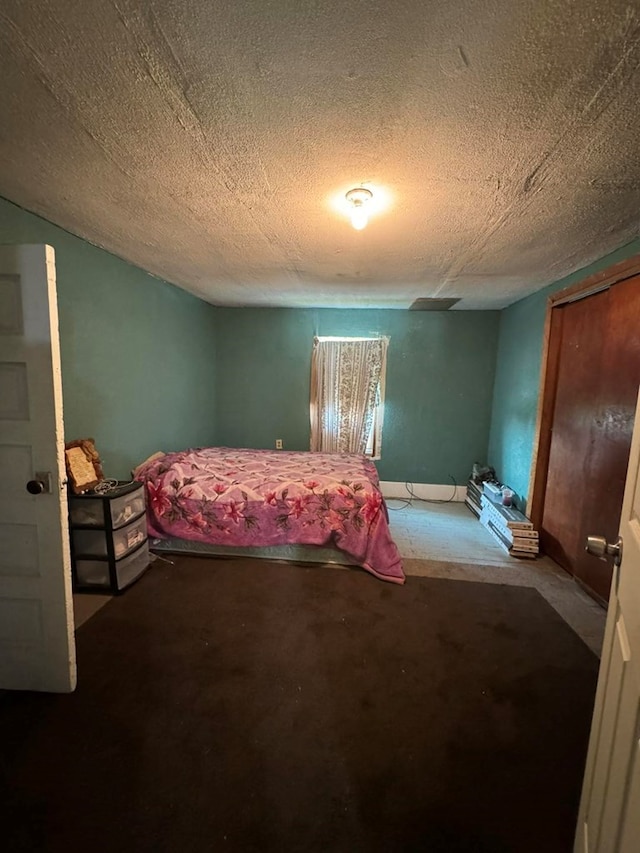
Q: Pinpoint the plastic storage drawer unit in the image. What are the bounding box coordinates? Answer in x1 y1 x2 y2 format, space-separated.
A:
68 481 150 593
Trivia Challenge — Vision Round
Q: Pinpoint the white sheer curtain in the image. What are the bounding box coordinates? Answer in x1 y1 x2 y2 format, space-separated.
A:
310 336 389 457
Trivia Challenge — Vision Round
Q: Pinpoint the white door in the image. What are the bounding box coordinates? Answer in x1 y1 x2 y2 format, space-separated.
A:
0 244 76 692
575 387 640 851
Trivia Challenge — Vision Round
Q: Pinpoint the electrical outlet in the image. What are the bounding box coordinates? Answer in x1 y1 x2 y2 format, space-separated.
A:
275 439 283 449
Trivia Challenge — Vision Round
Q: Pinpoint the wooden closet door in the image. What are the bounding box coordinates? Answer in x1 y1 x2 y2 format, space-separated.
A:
541 276 640 603
541 289 608 594
579 276 640 598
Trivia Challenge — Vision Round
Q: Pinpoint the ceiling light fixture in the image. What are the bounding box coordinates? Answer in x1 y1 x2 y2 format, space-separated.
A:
345 187 373 230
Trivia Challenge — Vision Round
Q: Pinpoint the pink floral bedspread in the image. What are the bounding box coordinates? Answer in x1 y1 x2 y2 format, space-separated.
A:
133 447 404 584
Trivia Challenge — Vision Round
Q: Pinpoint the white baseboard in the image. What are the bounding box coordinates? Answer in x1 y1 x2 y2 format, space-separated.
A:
379 481 466 502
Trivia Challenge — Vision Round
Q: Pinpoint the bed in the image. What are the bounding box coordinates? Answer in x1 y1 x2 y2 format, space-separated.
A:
133 447 405 584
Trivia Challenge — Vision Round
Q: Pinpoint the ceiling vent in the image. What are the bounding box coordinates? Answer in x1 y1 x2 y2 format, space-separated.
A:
409 298 461 311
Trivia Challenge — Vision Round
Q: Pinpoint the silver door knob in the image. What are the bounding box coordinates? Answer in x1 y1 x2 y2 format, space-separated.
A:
585 535 623 566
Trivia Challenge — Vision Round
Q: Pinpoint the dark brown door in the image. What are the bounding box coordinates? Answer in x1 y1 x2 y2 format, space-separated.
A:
541 276 640 603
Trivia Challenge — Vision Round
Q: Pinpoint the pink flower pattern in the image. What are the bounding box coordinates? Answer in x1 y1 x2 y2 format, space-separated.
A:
362 491 382 524
328 509 346 532
286 494 309 519
189 511 208 530
224 500 245 524
147 481 171 517
134 447 404 584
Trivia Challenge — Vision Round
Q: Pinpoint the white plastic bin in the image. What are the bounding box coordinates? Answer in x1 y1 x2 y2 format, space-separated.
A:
71 515 148 559
69 487 145 529
74 541 149 591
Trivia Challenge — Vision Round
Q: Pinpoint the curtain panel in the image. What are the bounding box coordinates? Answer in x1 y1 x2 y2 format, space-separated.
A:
310 336 389 456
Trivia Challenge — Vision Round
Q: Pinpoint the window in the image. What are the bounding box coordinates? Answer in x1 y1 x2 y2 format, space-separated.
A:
310 336 389 458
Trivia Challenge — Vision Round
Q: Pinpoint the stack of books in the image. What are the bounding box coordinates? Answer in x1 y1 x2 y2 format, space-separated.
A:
465 478 483 518
479 492 539 559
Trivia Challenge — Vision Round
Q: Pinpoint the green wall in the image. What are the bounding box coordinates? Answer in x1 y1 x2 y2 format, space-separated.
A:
213 308 500 485
488 238 640 511
0 197 217 478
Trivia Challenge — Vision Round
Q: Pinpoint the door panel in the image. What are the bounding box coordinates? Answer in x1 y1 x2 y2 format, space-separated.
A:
579 276 640 599
541 289 608 582
542 276 640 602
575 388 640 851
0 245 76 692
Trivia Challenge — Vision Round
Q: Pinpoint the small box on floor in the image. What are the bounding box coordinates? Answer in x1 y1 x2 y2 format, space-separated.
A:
479 494 539 559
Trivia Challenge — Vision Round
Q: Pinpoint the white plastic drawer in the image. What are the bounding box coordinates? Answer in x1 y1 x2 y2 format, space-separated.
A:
115 542 150 590
74 559 110 588
75 542 149 591
72 515 148 559
69 486 145 529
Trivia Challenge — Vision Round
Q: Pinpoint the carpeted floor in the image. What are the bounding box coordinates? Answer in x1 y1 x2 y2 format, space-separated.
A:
1 557 599 853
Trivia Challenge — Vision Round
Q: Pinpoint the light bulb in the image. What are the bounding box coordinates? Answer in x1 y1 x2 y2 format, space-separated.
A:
350 205 369 230
345 187 373 231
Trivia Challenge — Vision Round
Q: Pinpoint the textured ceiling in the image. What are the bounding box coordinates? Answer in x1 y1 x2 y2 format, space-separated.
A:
1 0 640 309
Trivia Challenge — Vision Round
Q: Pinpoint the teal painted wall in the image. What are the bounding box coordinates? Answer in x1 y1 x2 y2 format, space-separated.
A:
489 238 640 511
213 308 501 485
17 188 634 499
0 197 217 478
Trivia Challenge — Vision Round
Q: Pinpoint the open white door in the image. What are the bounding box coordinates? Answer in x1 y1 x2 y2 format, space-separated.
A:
0 244 76 692
575 387 640 851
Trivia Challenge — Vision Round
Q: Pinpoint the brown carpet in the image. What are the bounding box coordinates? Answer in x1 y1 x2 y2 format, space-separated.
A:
1 557 599 853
